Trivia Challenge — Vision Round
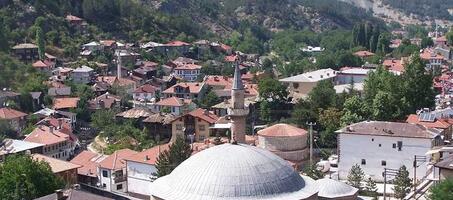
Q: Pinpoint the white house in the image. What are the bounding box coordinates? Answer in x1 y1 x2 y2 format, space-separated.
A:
279 68 337 99
337 121 443 182
23 125 77 160
98 149 137 193
133 84 159 102
335 67 372 85
153 97 195 116
125 144 168 198
174 63 202 81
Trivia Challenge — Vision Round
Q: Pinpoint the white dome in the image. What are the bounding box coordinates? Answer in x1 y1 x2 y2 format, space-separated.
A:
316 178 358 198
150 143 318 200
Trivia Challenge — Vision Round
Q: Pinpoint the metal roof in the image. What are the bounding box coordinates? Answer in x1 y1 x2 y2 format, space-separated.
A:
316 178 358 198
150 143 319 200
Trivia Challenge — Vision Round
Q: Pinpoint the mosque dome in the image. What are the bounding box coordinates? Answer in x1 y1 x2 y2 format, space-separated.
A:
149 143 318 200
316 178 358 199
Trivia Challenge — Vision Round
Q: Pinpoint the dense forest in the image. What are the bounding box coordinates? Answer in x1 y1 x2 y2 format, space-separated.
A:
381 0 453 21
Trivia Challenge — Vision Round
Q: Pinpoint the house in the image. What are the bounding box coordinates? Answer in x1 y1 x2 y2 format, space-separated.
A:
88 93 121 110
133 84 160 102
211 97 256 117
353 50 375 58
153 97 195 116
0 139 44 162
434 46 452 61
24 125 77 160
32 60 54 74
0 107 27 134
125 144 169 199
170 108 219 142
32 154 81 185
166 57 199 69
302 46 325 53
82 41 103 52
47 81 71 97
116 107 154 124
35 188 114 200
65 14 87 33
162 82 206 101
435 36 448 47
53 97 79 111
98 149 138 193
11 43 39 63
337 121 443 182
406 114 452 140
174 63 202 81
143 113 176 141
92 81 110 96
0 90 20 108
336 67 372 85
434 156 453 180
70 150 107 186
96 76 136 94
100 40 118 51
279 68 337 99
382 59 405 75
133 65 157 80
420 48 444 73
161 41 191 55
72 65 95 84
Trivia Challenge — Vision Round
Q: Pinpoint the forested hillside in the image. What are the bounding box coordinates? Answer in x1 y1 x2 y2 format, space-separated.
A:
381 0 453 21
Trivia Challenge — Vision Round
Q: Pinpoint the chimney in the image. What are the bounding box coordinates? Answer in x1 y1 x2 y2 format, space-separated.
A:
58 119 63 130
55 189 64 200
144 155 150 161
49 126 54 134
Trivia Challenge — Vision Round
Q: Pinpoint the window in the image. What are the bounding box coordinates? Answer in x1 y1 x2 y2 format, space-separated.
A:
172 107 176 112
392 143 396 148
371 138 374 141
397 141 403 151
379 144 382 147
381 160 386 166
361 159 366 165
102 183 106 188
293 83 299 89
199 125 205 131
102 170 109 178
116 184 123 190
176 124 183 130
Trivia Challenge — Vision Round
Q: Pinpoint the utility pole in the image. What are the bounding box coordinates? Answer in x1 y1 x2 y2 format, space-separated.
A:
413 155 427 191
306 122 316 165
382 168 399 200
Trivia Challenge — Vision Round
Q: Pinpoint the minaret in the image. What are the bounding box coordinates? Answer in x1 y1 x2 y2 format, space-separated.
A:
228 63 249 144
117 50 122 79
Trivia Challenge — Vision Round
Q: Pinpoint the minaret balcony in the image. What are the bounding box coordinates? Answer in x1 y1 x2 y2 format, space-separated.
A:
227 108 249 116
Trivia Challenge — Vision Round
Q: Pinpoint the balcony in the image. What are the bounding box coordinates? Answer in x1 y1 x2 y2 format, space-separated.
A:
114 175 127 183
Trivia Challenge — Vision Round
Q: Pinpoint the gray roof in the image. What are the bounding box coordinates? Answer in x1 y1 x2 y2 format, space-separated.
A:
279 68 337 83
232 63 244 90
316 178 358 198
0 139 44 156
73 65 94 73
35 189 113 200
337 121 439 139
150 143 318 200
435 156 453 170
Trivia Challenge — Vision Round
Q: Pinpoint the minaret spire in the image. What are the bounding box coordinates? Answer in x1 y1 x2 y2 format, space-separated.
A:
228 60 248 144
232 62 244 90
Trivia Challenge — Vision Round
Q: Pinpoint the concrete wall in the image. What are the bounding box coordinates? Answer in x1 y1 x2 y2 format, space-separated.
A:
338 134 432 182
127 161 156 197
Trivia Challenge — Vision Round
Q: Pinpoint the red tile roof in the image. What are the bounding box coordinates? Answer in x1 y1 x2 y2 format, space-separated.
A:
53 97 80 110
220 43 232 51
165 41 190 46
420 49 444 60
436 36 447 42
174 63 202 70
24 125 70 145
155 97 192 107
99 149 138 170
0 107 27 119
258 123 308 137
70 150 106 177
100 40 116 47
383 59 405 73
204 76 233 87
162 82 204 94
224 55 238 62
354 50 375 57
134 84 158 94
406 114 451 129
32 60 50 68
66 15 83 22
124 144 169 165
188 108 219 124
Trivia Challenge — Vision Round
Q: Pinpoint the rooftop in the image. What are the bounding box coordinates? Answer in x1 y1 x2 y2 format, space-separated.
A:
155 97 192 107
279 68 337 83
435 156 453 170
53 97 80 110
354 50 375 57
0 107 27 119
35 188 113 200
24 125 70 145
125 144 169 165
316 178 358 198
258 123 308 137
12 43 38 49
337 121 440 139
99 149 138 170
163 82 204 94
70 150 107 177
116 107 154 119
73 65 94 73
32 154 81 173
0 139 44 156
134 84 158 94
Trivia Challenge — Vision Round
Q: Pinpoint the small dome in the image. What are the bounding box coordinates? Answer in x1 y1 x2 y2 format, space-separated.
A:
316 178 358 199
150 143 318 200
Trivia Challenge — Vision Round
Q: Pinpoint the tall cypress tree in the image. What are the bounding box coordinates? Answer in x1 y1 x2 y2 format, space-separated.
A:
36 27 45 60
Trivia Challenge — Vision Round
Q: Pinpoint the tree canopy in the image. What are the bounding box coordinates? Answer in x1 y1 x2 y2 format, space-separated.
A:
155 136 192 177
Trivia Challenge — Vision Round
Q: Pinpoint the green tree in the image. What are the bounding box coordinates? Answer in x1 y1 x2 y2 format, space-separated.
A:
0 155 64 199
36 27 45 60
428 178 453 200
200 90 221 109
372 91 403 121
154 136 192 177
318 108 342 147
402 55 435 112
303 164 324 180
376 32 390 55
308 80 337 110
0 120 16 139
446 28 453 46
347 164 364 190
258 78 289 122
393 165 412 199
420 37 434 48
91 109 117 131
364 177 378 198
